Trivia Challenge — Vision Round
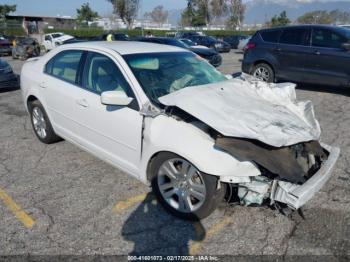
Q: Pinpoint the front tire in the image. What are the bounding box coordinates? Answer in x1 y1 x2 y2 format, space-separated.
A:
29 100 61 144
252 63 275 83
150 152 225 220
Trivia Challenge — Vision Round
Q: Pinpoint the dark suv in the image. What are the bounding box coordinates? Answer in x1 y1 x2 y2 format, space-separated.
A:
242 25 350 86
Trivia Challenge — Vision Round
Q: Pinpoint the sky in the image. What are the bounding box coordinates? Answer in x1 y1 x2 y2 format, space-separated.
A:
0 0 188 17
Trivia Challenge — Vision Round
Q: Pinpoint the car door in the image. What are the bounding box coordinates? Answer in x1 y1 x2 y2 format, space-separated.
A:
275 27 311 82
41 49 86 140
303 27 350 86
74 51 143 175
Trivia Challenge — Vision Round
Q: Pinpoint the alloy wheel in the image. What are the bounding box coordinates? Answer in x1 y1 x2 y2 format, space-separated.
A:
253 66 270 82
157 158 207 213
32 107 47 139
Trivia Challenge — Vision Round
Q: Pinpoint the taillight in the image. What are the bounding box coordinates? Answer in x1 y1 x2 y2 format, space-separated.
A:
245 42 256 52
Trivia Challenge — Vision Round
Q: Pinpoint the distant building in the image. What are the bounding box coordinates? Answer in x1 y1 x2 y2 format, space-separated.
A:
5 15 76 35
90 17 127 30
91 16 173 30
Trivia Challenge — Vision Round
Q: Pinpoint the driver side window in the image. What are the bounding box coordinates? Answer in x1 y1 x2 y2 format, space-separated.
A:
82 52 135 98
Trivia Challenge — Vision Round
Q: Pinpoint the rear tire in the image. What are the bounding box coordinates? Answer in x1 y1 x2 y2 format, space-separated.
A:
28 100 61 144
150 152 225 220
252 63 275 83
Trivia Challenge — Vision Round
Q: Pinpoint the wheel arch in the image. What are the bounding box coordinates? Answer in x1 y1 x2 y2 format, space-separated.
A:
26 95 39 110
252 60 275 74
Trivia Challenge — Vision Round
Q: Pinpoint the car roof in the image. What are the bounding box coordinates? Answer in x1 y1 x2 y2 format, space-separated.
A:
259 24 347 32
61 41 188 55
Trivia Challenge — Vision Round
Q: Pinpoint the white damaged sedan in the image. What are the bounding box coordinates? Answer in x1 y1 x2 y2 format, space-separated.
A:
21 42 340 220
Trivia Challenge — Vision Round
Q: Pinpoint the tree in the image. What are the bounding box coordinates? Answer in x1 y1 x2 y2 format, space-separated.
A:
0 4 16 21
329 9 350 24
210 0 228 25
297 10 332 24
76 3 99 24
107 0 140 29
146 5 168 27
181 0 210 27
269 11 290 27
180 3 193 27
226 0 246 30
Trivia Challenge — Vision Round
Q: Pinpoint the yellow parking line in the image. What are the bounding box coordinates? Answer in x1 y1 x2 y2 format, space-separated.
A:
189 216 232 255
113 193 155 214
0 188 35 229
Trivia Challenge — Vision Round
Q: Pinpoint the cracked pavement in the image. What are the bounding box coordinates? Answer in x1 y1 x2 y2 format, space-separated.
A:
0 52 349 258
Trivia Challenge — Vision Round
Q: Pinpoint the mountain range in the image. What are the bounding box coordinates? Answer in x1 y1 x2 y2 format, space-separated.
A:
245 0 350 24
167 0 350 25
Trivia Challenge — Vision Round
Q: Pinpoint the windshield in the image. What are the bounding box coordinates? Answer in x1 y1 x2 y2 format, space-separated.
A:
167 39 189 49
123 52 227 103
19 38 35 45
208 36 217 42
52 33 64 38
339 28 350 39
181 39 195 46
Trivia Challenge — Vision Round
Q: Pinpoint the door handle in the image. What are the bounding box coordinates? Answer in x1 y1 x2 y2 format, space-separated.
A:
76 99 89 108
39 82 47 88
314 50 321 55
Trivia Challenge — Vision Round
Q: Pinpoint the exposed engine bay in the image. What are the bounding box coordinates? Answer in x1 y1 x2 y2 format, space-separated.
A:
216 137 328 184
215 137 329 208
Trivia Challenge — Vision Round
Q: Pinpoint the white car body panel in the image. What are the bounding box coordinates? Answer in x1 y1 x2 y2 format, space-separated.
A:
159 74 321 147
20 42 339 211
139 115 260 183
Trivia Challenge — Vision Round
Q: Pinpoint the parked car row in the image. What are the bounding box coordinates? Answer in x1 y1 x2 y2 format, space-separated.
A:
242 25 350 87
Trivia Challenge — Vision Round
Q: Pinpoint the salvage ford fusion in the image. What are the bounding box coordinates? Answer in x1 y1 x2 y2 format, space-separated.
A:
20 42 340 220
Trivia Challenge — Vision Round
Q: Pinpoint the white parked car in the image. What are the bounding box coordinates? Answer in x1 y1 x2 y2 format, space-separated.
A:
21 42 339 220
42 32 74 51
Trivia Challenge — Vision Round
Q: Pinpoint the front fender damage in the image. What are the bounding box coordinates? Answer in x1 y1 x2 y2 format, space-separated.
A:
215 137 339 209
215 137 327 184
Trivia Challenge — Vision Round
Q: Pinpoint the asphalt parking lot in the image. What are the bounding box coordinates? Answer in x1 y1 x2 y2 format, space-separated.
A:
0 50 349 258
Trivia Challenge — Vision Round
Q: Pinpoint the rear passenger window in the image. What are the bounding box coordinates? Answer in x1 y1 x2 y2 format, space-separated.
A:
45 50 83 84
312 29 347 49
260 30 281 43
280 28 310 46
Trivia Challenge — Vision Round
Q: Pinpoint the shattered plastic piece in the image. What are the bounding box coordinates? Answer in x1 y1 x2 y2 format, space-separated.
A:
270 144 340 209
159 75 321 147
238 176 272 206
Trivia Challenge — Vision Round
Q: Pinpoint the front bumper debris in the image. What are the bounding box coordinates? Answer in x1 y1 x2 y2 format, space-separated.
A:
271 144 340 209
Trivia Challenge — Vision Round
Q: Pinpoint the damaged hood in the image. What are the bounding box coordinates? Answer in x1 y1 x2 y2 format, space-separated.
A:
159 75 321 147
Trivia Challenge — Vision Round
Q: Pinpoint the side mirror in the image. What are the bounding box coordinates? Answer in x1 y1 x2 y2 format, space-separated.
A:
101 91 133 106
342 43 350 51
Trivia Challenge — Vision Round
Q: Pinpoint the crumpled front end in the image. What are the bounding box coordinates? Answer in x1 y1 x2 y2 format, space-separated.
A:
216 137 340 209
270 144 340 209
157 74 339 210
